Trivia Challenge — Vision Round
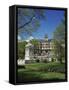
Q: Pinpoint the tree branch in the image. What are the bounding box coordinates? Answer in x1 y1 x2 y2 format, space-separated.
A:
18 15 35 30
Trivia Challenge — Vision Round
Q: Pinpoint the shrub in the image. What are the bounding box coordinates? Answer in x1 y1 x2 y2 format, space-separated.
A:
51 58 54 62
43 59 48 63
37 63 65 73
36 59 40 63
30 60 36 63
18 65 26 69
51 58 56 62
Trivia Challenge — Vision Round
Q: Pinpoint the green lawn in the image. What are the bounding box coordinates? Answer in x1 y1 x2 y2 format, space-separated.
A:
17 62 65 82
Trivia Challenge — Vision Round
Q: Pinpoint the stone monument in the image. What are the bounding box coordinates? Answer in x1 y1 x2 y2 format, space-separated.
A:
24 40 34 63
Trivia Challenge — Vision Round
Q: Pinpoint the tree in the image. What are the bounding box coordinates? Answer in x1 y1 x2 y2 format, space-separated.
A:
53 19 65 63
53 19 65 43
18 8 46 38
18 41 27 59
18 39 40 59
30 39 40 48
52 40 64 63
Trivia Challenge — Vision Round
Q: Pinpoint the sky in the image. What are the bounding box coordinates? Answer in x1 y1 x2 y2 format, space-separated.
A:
18 9 64 40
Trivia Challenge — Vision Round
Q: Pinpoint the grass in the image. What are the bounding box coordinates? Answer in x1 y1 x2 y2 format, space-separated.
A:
17 62 65 82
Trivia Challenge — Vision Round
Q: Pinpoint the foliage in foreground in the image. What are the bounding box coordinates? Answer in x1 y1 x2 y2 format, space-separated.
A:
53 18 65 63
18 41 27 59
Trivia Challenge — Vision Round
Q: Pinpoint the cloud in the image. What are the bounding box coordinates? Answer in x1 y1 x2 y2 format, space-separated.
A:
26 36 34 42
18 35 21 40
28 36 34 40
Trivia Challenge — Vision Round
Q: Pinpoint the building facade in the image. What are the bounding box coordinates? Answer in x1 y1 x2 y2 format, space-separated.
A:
18 36 65 65
32 37 55 62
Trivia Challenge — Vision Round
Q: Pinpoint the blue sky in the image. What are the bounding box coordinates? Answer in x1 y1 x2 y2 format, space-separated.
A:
18 9 64 40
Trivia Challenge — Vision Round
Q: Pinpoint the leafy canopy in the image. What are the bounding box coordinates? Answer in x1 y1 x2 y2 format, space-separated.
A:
18 8 46 37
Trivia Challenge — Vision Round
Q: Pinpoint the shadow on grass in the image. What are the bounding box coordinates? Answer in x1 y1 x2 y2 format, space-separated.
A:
17 70 65 83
